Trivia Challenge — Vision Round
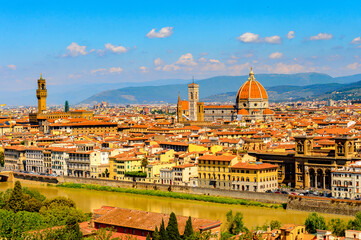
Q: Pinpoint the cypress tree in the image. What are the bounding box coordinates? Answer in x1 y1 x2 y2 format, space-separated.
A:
183 216 194 239
6 181 25 212
146 233 151 240
65 100 69 112
166 212 181 240
159 218 167 240
153 226 160 240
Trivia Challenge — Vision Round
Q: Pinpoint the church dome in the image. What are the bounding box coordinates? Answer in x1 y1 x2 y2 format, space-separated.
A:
263 108 274 115
237 109 249 115
236 68 268 100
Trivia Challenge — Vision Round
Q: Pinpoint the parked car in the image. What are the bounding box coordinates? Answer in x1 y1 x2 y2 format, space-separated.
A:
265 190 273 193
274 191 282 194
290 192 298 196
281 191 289 195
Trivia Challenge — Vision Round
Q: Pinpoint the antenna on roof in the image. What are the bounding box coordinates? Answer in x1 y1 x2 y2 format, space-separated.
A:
192 76 194 84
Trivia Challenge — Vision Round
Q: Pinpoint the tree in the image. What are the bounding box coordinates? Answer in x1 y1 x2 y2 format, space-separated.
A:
5 181 25 212
105 168 110 178
63 215 83 240
328 218 347 236
305 212 326 234
183 216 194 239
0 151 4 167
225 210 247 235
141 158 149 172
153 226 160 240
270 220 282 230
146 233 151 240
348 212 361 231
65 100 69 113
166 212 181 240
159 218 167 240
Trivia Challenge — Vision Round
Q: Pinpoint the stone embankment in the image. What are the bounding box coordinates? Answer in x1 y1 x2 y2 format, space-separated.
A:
287 195 361 215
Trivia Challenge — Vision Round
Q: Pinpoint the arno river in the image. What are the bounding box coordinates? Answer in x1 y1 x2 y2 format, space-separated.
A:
0 180 352 228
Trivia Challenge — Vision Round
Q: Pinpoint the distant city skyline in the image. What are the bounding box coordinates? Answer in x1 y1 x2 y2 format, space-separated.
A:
1 0 361 91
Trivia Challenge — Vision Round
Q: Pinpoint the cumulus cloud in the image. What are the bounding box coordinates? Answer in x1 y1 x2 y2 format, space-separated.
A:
139 66 148 73
237 33 281 44
63 42 87 57
351 37 361 44
228 63 250 75
346 62 360 70
104 43 128 53
269 52 283 59
310 33 333 40
7 65 16 70
265 35 282 44
287 31 295 39
146 27 174 38
237 32 260 43
154 58 164 66
91 67 123 75
109 67 123 73
272 63 305 74
157 54 227 72
175 53 197 66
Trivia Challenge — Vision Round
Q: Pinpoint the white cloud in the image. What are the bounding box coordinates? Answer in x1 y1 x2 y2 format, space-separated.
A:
237 33 281 44
310 33 333 40
287 31 295 39
237 32 259 43
272 63 305 74
209 59 220 63
7 65 16 70
228 62 250 75
63 42 87 57
351 37 361 44
90 68 107 74
175 53 197 66
104 43 128 53
146 27 174 38
346 62 360 70
139 66 148 73
154 58 164 66
91 67 123 75
269 52 283 59
265 35 282 44
109 67 123 73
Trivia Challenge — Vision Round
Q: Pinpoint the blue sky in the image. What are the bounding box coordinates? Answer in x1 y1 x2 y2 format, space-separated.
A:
1 0 361 91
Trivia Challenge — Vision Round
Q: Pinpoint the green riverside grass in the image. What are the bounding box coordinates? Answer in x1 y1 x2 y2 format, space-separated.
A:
56 182 282 209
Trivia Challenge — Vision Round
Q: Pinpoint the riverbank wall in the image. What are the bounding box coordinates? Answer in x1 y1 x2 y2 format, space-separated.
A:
287 195 361 215
59 176 288 204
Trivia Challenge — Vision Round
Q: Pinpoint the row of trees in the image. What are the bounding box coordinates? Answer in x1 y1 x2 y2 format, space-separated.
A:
304 212 361 236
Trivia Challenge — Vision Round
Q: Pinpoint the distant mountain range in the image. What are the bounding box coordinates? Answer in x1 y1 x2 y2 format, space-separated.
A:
0 78 186 106
81 73 361 105
202 80 361 103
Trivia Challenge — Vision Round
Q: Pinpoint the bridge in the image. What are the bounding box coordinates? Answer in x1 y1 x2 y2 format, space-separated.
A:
0 171 58 183
0 171 14 182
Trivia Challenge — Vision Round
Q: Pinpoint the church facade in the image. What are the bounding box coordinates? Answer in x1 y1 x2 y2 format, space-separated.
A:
177 68 274 122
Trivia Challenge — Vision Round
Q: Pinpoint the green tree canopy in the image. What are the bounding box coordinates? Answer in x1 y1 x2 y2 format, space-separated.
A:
270 220 282 230
5 181 25 212
225 210 248 235
183 216 194 239
328 218 347 237
159 218 168 240
166 212 181 240
348 212 361 231
305 212 326 234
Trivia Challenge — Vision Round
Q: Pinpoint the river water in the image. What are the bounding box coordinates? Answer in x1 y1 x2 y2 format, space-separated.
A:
0 180 352 228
